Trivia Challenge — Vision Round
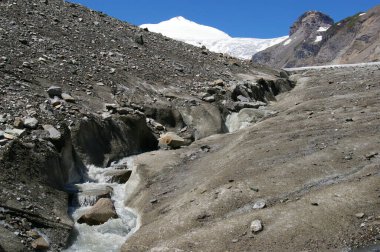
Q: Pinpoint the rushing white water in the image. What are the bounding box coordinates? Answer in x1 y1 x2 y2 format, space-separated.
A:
64 156 138 252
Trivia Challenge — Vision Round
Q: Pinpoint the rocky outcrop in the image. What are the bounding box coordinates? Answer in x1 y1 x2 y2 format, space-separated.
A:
72 114 158 167
77 198 118 226
253 5 380 67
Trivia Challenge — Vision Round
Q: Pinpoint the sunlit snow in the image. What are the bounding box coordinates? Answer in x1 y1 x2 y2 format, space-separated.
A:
359 13 366 16
317 26 330 32
141 16 287 59
283 39 291 45
315 36 323 43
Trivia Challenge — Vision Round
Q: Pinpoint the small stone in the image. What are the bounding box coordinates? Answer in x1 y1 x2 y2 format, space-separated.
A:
134 34 144 45
3 133 15 140
252 199 266 209
26 230 40 239
42 125 61 140
159 132 186 149
232 239 239 243
355 213 365 218
237 95 250 102
250 219 263 233
250 186 259 192
24 117 39 129
202 95 215 102
5 128 26 137
31 237 49 250
150 199 158 204
61 93 75 103
212 79 224 86
50 97 61 107
47 86 62 98
116 107 134 115
14 117 24 129
365 152 378 160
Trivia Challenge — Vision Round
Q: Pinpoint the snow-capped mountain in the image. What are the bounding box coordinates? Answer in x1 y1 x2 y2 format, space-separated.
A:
140 16 288 60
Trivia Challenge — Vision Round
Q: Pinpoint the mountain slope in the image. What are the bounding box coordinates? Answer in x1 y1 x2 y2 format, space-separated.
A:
253 5 380 68
141 17 287 60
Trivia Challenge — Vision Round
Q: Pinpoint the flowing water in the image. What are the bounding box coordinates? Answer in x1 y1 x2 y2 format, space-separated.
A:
64 156 139 252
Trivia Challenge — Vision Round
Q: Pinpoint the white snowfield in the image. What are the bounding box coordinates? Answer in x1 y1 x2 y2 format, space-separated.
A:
284 61 380 71
315 35 323 42
317 26 330 32
140 16 287 60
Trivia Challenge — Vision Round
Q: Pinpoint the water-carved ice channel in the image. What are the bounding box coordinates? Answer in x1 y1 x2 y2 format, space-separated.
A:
64 156 138 252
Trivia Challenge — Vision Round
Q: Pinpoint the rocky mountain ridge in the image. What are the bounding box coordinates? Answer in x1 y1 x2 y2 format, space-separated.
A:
253 5 380 68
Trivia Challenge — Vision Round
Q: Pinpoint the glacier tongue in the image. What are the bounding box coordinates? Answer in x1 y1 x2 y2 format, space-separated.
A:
140 16 287 60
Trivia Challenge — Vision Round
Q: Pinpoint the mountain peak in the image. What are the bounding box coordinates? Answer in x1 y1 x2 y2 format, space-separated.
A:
290 11 334 35
171 16 188 22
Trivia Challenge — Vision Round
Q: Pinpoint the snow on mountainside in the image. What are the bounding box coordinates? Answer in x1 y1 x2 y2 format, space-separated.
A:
140 16 288 60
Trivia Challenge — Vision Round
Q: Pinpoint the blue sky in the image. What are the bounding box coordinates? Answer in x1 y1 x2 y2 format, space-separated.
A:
70 0 379 38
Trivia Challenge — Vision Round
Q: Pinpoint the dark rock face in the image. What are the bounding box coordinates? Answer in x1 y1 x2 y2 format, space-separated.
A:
72 114 158 167
253 5 380 68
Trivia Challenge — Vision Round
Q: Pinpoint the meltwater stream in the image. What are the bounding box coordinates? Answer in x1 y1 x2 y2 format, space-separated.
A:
64 156 139 252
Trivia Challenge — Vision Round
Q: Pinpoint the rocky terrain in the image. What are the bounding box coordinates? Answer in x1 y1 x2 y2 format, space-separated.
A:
0 1 379 252
122 64 380 252
253 5 380 68
0 0 293 251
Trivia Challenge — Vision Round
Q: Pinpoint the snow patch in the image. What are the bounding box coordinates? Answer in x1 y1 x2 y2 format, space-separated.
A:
141 17 287 59
283 39 291 46
359 13 366 16
317 26 330 32
315 36 323 43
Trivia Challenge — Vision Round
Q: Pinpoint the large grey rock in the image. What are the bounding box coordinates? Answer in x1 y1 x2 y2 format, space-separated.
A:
24 117 39 129
42 125 61 140
77 198 118 225
178 102 224 140
225 108 274 132
47 86 62 98
104 169 132 183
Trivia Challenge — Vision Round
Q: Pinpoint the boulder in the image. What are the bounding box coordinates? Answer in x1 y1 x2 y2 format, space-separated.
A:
24 117 39 129
47 86 62 98
159 132 186 149
31 237 49 250
77 198 118 225
225 108 273 132
178 102 224 140
42 125 61 140
104 169 132 183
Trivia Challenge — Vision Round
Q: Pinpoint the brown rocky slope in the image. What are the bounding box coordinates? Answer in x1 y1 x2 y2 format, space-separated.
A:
253 5 380 68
